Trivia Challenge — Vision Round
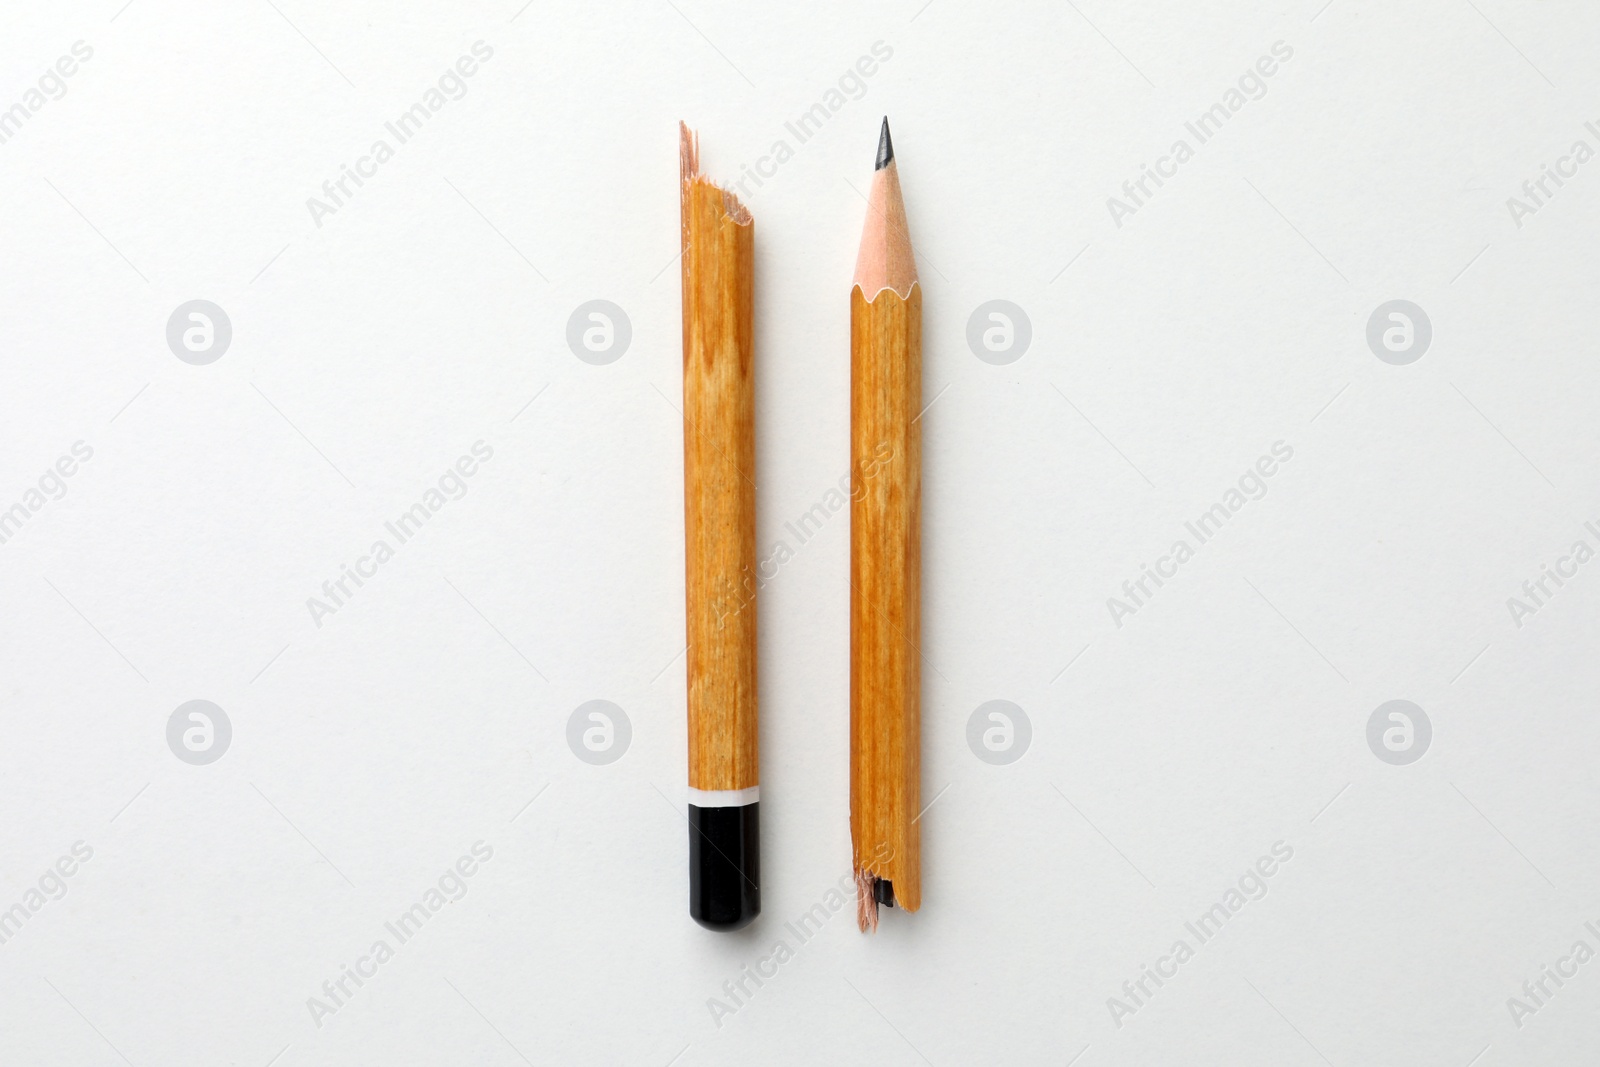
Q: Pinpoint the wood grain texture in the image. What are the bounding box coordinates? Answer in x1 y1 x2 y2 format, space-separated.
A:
850 282 922 919
681 126 758 793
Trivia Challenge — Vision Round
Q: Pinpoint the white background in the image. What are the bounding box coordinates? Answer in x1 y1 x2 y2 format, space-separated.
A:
2 1 1599 1064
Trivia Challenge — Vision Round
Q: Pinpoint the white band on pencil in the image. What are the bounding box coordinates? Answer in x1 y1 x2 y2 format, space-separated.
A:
688 786 759 807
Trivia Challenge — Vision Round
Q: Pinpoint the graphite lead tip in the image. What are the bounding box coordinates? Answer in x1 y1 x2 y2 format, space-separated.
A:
875 116 894 171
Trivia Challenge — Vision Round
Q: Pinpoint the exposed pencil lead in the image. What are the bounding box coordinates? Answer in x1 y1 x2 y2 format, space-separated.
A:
875 116 894 171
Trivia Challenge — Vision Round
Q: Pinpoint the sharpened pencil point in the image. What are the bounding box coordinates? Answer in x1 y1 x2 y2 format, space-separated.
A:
853 120 917 298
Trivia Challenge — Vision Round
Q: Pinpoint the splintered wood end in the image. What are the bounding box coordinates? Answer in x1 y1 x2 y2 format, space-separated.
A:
680 121 751 227
855 868 880 933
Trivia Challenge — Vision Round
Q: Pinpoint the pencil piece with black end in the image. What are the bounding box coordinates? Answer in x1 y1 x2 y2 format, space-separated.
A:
850 118 922 933
679 122 760 932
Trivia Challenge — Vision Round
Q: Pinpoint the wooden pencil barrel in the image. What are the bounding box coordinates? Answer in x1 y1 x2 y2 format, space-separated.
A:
681 159 759 932
850 282 922 913
681 177 759 795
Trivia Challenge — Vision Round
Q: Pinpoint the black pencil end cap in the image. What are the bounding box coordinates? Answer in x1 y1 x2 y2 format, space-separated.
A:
875 117 894 171
689 802 760 932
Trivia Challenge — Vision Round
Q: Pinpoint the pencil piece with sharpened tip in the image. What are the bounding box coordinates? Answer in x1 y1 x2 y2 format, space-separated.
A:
850 122 922 932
